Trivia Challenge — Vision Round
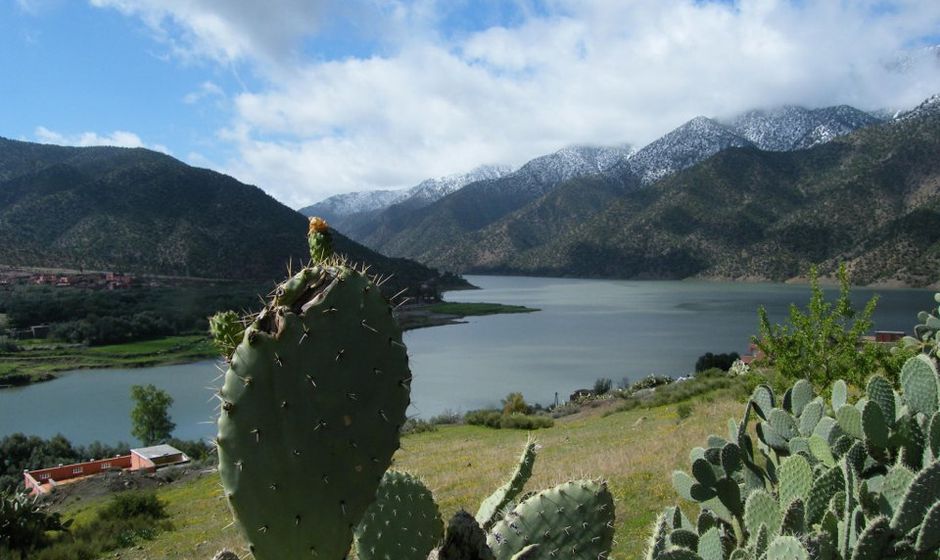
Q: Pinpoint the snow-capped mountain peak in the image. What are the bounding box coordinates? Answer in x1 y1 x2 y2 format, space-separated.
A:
404 164 514 205
626 116 752 185
893 94 940 122
510 144 634 187
299 163 514 218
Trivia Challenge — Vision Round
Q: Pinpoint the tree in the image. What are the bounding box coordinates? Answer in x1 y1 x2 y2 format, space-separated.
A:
130 384 175 445
501 392 529 415
754 264 880 389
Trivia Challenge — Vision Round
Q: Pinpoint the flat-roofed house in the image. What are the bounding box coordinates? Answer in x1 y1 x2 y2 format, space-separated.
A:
24 444 190 495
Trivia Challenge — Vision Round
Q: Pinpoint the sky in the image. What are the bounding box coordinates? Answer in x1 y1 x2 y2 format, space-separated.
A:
3 0 940 208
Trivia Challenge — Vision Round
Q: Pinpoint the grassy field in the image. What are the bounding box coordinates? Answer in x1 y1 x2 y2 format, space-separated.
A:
0 335 216 385
57 389 743 560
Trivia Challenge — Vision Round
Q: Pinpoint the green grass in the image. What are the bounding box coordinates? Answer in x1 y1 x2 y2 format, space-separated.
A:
424 302 538 316
74 388 745 560
0 335 216 386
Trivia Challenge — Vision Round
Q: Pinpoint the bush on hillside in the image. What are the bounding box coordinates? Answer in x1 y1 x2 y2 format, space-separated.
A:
755 264 882 388
464 409 553 430
501 392 530 415
693 352 739 373
593 377 613 395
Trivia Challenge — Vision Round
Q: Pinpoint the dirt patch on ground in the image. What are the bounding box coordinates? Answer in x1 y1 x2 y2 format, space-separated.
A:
44 464 209 512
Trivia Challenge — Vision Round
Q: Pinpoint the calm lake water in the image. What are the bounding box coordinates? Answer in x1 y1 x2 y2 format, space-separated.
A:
0 276 933 445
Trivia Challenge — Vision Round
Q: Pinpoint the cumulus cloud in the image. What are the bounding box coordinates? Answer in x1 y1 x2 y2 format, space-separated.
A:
34 126 172 154
94 0 940 208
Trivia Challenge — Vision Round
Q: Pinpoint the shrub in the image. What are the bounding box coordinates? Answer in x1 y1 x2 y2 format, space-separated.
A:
98 491 167 521
0 336 19 352
549 402 581 418
499 414 554 430
694 351 739 372
755 264 881 389
464 410 503 428
400 418 437 435
6 491 170 559
428 409 461 425
593 377 613 395
464 409 554 430
501 392 530 415
624 375 673 396
675 403 693 421
0 491 70 554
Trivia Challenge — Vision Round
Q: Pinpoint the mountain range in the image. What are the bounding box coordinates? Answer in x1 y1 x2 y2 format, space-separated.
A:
3 96 938 288
439 97 940 286
0 138 461 293
299 164 514 231
313 102 907 282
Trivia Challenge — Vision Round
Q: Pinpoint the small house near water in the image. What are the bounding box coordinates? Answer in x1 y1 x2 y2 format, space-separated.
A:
23 444 189 495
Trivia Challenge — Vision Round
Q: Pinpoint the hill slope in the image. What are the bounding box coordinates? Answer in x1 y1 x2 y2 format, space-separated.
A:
346 104 881 272
0 138 456 287
483 99 940 286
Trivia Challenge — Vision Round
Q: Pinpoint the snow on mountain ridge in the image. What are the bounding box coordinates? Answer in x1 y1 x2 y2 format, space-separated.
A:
303 100 890 220
507 144 634 191
725 105 882 151
300 164 514 217
303 189 404 218
406 164 513 204
625 116 753 185
893 94 940 122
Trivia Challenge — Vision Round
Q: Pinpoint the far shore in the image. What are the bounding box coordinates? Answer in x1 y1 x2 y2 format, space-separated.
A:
0 301 538 389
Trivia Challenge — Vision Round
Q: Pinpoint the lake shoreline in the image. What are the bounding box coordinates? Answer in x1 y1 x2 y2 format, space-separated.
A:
0 302 538 389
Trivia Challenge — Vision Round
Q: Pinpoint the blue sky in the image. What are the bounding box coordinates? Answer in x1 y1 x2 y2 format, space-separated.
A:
3 0 940 208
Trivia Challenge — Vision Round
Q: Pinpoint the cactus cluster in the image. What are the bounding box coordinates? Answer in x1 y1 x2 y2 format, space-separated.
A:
210 219 614 560
902 293 940 357
353 435 615 560
211 220 940 560
650 357 940 559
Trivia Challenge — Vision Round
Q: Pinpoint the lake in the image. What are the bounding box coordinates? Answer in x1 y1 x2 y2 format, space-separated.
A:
0 276 933 445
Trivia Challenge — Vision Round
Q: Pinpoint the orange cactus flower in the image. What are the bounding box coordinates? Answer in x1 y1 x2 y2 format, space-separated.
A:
308 216 329 234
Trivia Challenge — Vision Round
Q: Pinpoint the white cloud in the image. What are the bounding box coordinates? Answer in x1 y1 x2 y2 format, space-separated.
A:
183 80 224 104
89 0 331 65
94 0 940 208
34 126 172 154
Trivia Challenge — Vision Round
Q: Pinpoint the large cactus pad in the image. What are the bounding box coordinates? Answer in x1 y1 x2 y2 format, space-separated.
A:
487 480 615 560
355 470 443 560
216 263 411 559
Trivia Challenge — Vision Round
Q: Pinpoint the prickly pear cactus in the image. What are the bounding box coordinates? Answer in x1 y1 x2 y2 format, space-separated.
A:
209 310 245 359
487 480 615 560
476 436 538 531
215 217 411 560
430 510 497 560
354 471 443 560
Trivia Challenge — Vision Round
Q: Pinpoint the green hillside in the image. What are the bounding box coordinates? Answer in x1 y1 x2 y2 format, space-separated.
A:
461 105 940 286
50 393 743 560
0 138 459 289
